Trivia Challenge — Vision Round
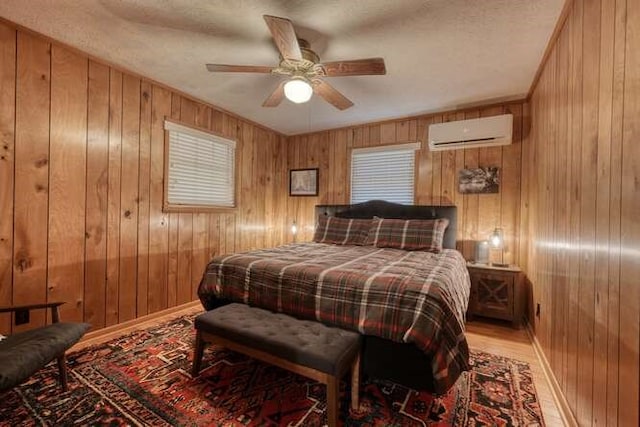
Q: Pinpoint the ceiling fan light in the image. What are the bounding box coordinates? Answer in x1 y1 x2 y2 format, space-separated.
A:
284 78 313 103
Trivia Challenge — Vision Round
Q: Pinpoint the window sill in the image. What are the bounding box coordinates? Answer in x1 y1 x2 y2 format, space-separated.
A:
162 204 238 214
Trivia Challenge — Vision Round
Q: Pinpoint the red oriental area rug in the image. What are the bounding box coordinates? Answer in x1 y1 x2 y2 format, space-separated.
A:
0 316 545 426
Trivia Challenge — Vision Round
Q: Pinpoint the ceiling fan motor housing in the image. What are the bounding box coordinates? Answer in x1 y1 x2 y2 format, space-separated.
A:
295 39 319 64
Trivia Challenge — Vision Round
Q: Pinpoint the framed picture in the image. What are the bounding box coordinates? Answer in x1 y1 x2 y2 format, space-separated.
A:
289 168 319 196
458 167 500 194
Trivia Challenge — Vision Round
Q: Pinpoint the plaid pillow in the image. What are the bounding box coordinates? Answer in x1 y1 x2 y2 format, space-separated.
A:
365 217 450 253
313 216 372 245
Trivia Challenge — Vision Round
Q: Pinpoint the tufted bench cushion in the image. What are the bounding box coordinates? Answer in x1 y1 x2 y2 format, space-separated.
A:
193 303 361 426
194 303 360 376
0 322 90 391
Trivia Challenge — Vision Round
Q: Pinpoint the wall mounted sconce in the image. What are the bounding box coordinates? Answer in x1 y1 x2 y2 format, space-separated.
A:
291 220 298 243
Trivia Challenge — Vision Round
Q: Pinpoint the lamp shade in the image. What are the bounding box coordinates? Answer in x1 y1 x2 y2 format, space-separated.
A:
284 78 313 103
489 227 504 248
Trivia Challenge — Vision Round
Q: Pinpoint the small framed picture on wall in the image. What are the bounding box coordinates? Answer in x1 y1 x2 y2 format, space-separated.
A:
289 168 319 196
458 167 500 194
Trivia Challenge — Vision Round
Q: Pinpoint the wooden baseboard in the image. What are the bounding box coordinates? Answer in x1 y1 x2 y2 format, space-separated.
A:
72 300 202 351
525 322 578 427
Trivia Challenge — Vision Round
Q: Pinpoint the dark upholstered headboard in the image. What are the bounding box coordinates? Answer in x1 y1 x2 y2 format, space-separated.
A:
314 200 457 250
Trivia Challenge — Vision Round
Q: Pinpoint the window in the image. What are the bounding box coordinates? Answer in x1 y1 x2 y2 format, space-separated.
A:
350 142 420 205
164 120 236 210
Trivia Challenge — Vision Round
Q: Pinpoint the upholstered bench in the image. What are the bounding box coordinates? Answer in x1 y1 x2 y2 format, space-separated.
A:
0 302 90 392
192 303 361 427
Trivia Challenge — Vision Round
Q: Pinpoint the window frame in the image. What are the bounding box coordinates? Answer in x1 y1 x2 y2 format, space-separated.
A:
349 142 420 205
163 118 239 213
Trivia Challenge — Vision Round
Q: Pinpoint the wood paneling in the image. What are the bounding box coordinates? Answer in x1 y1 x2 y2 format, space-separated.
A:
0 22 15 335
118 74 141 323
137 81 152 317
525 0 639 425
106 68 122 327
0 22 288 333
176 98 195 306
148 85 171 314
13 31 50 332
84 60 110 330
48 45 88 323
287 102 526 265
619 0 639 423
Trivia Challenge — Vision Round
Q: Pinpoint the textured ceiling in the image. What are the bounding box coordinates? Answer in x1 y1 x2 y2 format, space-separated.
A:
0 0 563 135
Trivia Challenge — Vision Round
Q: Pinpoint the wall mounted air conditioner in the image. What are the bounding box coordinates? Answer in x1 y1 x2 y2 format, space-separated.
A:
428 113 513 151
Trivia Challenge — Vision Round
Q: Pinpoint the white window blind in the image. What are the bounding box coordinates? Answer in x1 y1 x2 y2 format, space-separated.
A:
165 121 236 208
350 142 420 205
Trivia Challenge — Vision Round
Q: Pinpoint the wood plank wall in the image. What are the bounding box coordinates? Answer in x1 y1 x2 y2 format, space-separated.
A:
524 0 639 425
0 22 288 334
286 101 526 265
2 7 638 425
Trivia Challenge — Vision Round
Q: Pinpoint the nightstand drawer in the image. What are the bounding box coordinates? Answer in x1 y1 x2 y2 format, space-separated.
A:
471 272 514 321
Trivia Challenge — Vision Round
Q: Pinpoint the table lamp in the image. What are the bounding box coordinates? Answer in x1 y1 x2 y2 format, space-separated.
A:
489 227 508 267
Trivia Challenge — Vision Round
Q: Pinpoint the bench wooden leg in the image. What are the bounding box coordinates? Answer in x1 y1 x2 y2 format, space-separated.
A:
350 351 360 411
326 376 340 427
57 354 68 391
192 331 205 377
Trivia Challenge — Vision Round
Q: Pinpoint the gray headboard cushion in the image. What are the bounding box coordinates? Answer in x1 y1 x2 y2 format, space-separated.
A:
314 200 457 250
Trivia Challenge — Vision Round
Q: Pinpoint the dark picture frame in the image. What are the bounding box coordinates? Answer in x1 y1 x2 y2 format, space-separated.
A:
289 168 319 196
458 167 500 194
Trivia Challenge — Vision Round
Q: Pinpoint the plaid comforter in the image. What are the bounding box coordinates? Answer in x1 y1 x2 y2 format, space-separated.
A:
197 242 471 393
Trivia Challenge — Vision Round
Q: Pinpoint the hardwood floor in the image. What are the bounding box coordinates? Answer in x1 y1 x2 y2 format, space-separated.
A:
466 319 564 426
73 303 564 426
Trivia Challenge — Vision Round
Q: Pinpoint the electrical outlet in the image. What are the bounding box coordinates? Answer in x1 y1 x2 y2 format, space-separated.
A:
536 303 541 318
15 309 30 325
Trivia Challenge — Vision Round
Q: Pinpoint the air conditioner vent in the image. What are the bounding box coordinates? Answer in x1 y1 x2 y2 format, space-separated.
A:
428 114 513 151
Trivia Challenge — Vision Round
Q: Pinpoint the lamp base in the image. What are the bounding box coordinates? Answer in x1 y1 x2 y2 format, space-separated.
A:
491 262 510 268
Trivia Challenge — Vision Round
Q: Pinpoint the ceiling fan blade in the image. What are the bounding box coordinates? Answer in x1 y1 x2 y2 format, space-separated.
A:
313 79 354 110
262 81 286 107
263 15 302 61
206 64 273 73
320 58 386 76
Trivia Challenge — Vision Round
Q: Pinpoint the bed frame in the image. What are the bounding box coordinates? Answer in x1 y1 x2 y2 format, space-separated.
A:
315 200 459 392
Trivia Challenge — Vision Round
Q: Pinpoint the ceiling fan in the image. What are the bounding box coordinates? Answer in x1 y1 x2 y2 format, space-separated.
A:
205 15 386 110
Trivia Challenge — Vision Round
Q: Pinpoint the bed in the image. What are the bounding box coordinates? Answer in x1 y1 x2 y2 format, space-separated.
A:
197 200 471 394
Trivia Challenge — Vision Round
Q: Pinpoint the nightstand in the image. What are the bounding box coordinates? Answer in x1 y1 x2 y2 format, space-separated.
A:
466 263 524 328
